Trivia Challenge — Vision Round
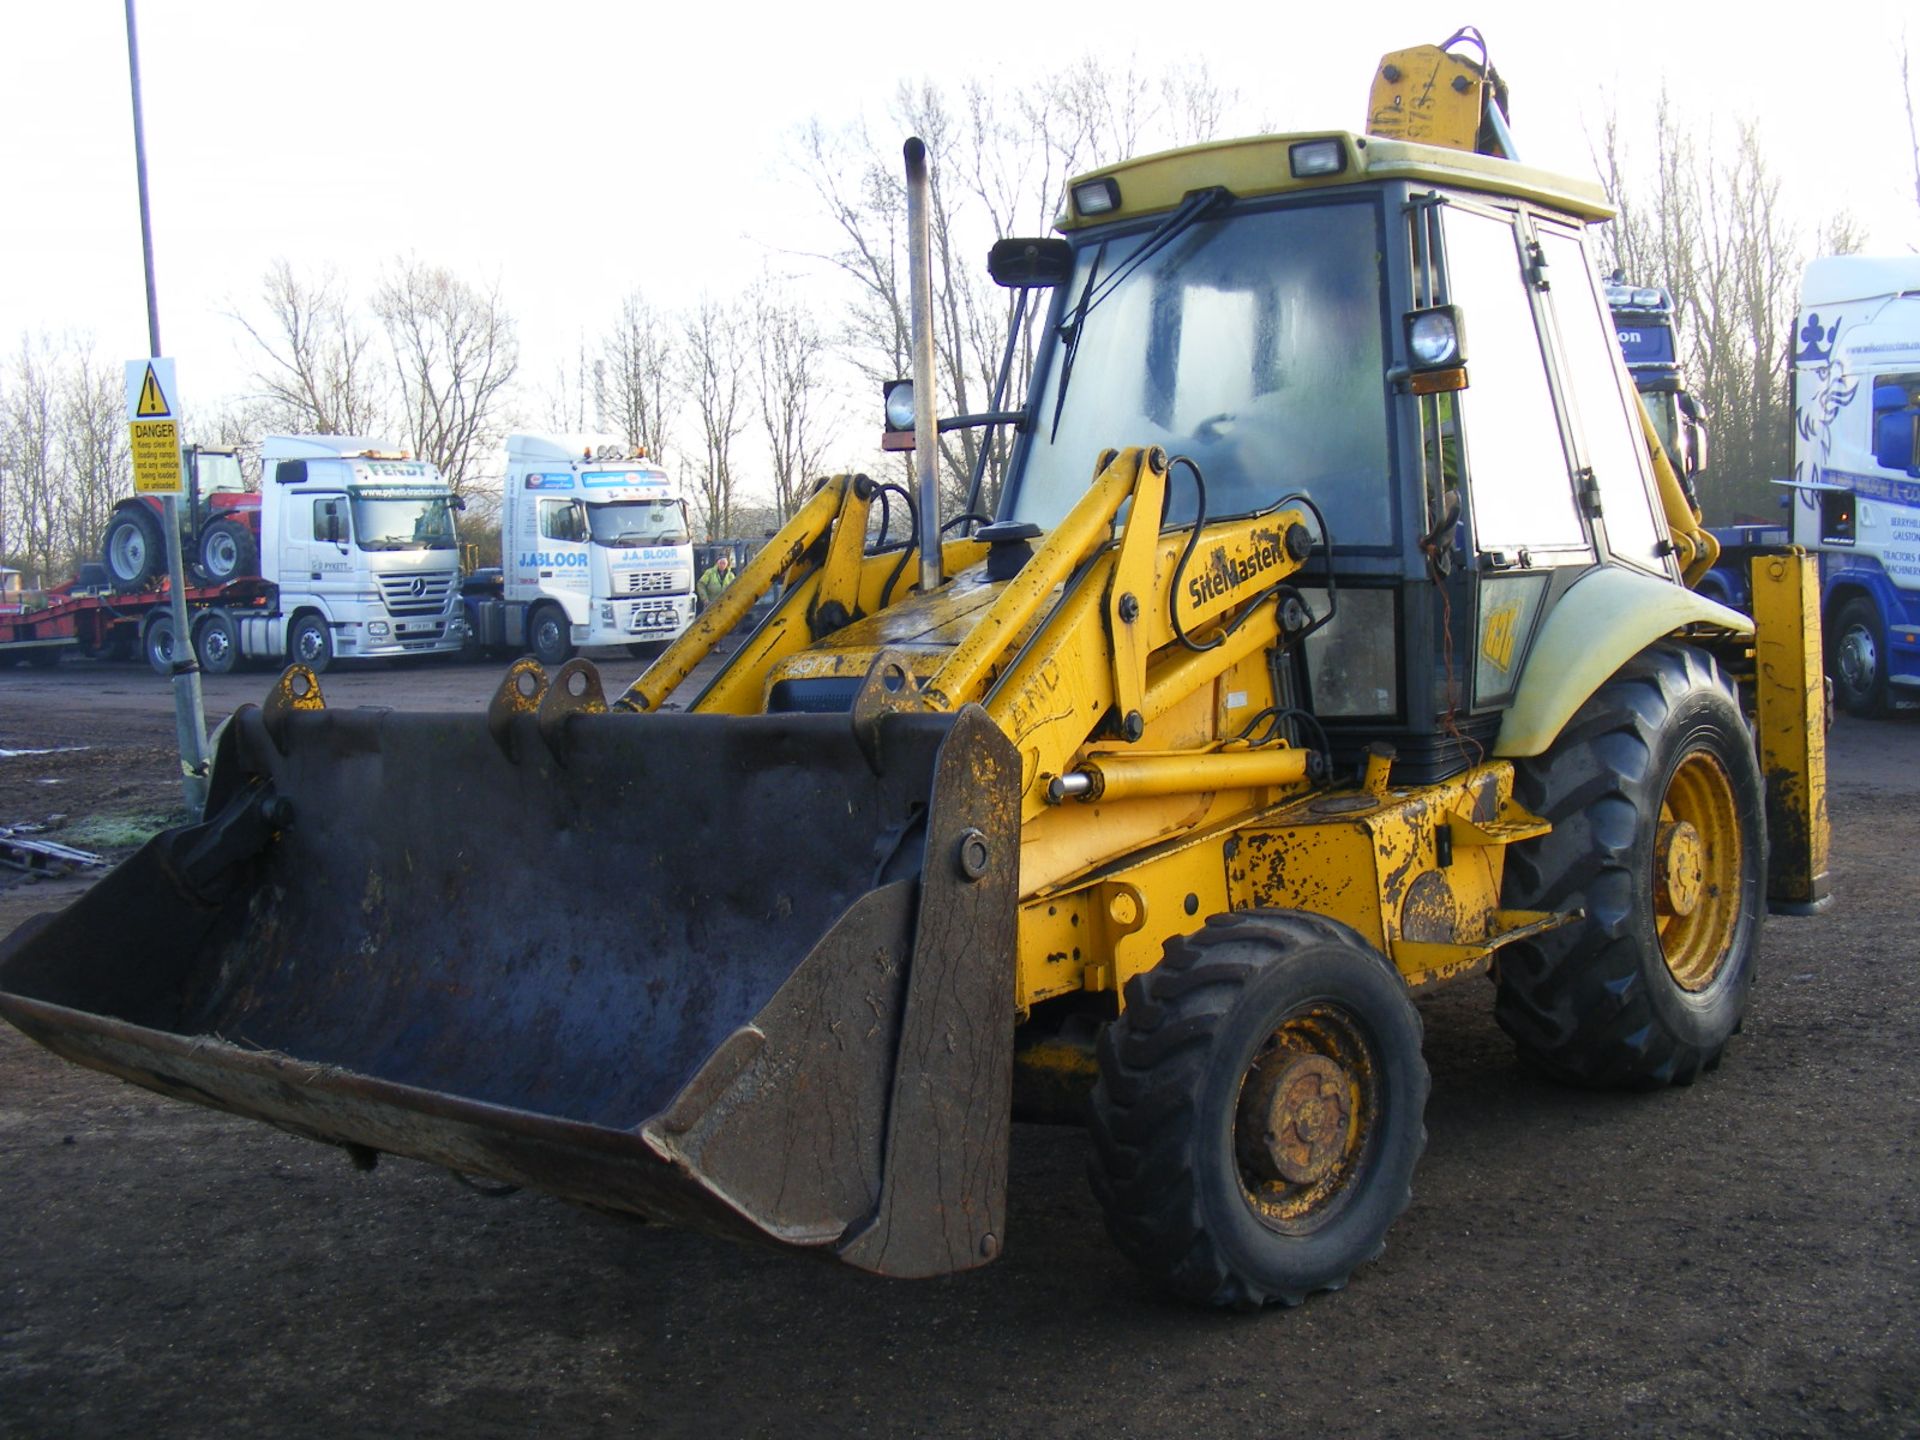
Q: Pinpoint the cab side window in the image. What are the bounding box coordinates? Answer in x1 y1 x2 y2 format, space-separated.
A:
539 500 583 542
1441 208 1588 560
312 498 349 544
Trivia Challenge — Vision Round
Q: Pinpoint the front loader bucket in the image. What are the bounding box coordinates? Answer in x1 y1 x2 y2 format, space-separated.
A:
0 668 1021 1279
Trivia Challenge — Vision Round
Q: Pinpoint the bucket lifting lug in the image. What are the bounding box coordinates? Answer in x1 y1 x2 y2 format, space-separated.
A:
851 647 940 775
263 665 327 756
536 658 610 766
487 658 549 760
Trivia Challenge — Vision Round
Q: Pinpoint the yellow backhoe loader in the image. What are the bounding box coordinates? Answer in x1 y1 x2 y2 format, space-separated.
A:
0 34 1828 1308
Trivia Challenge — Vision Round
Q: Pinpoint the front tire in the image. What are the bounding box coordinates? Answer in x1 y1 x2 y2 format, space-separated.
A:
1830 596 1890 718
288 614 333 674
1497 642 1764 1089
197 518 258 583
1089 911 1428 1309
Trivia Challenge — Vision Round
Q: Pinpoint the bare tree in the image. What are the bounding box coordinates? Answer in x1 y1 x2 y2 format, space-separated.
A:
538 336 600 434
1598 102 1860 520
602 291 677 463
680 298 750 540
790 58 1238 515
752 283 835 522
56 347 128 570
375 258 519 499
1 337 62 582
235 260 389 436
1905 37 1920 224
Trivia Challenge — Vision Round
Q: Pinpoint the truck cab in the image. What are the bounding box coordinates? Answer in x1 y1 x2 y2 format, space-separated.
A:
246 435 469 670
496 434 694 664
1788 256 1920 714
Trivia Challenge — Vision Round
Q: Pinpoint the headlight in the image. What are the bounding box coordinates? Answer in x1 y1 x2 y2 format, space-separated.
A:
600 605 615 625
883 380 916 430
1288 139 1346 178
1406 307 1465 367
1072 177 1121 217
367 620 390 637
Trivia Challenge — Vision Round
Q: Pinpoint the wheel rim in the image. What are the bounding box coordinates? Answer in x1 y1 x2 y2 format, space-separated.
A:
111 527 146 578
202 626 231 666
1655 749 1742 991
1233 1004 1378 1234
1836 624 1877 697
205 532 236 576
296 625 323 663
148 624 173 665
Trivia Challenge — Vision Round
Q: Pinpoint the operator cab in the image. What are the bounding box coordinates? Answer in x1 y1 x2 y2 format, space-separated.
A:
990 133 1676 781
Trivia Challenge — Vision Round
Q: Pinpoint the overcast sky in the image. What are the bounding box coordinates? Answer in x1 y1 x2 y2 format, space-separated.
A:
5 1 1915 458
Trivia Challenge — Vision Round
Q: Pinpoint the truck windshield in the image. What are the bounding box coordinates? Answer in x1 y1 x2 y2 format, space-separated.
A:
1005 198 1393 547
349 488 459 551
586 499 690 547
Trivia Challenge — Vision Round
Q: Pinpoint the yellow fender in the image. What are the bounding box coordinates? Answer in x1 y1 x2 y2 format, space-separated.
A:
1494 566 1752 758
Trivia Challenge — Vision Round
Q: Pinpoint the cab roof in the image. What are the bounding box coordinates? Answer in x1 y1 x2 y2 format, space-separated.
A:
1802 255 1920 309
1055 130 1613 231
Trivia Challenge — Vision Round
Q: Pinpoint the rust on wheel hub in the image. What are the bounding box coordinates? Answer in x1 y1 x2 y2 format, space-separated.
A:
1655 819 1705 918
1243 1052 1351 1185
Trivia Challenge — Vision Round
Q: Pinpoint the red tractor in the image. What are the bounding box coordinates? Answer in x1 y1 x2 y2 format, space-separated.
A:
100 445 259 591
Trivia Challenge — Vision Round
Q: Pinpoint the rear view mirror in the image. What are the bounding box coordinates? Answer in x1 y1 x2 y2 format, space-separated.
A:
1874 410 1919 476
988 238 1074 289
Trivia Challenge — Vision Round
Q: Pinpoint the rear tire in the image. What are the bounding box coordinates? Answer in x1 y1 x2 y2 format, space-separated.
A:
197 518 258 584
288 613 333 674
143 613 180 675
1830 596 1890 718
1497 643 1764 1089
1088 911 1428 1309
103 507 164 591
528 604 572 668
193 609 240 676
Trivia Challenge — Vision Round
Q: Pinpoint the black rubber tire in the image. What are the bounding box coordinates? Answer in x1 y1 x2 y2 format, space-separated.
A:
193 609 240 676
1497 642 1764 1089
1088 911 1428 1309
197 518 259 583
528 604 572 668
143 613 179 676
102 506 164 591
287 614 333 675
1829 596 1890 718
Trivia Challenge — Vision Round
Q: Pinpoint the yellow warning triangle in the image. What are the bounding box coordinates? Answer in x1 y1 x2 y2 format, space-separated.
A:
136 365 171 418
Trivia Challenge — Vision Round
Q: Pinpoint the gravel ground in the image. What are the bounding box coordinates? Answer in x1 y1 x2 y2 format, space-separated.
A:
1 654 1915 1438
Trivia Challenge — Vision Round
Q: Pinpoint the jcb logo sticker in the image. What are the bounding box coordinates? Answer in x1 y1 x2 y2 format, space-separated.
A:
1481 600 1521 673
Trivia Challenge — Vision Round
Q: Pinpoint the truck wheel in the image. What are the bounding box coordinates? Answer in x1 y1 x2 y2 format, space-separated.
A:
193 610 240 676
528 604 572 667
103 507 164 591
1830 596 1890 718
197 519 259 583
143 613 180 676
288 614 333 674
1497 642 1764 1089
1088 911 1428 1309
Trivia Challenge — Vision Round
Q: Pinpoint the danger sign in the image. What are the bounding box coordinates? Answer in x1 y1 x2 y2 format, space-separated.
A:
124 358 183 494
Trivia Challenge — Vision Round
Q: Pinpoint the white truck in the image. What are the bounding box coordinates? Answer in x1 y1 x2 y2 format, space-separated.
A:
140 435 469 676
465 434 695 665
1788 257 1920 715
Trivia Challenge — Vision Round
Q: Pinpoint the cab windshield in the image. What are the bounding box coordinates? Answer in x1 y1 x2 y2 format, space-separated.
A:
586 498 690 547
349 488 459 551
1006 198 1393 547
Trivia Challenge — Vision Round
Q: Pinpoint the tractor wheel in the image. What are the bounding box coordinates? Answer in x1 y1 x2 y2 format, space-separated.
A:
103 507 164 591
143 613 180 676
288 614 333 675
1830 596 1890 718
197 518 259 584
528 604 572 668
1088 911 1428 1309
193 609 240 676
1497 642 1764 1089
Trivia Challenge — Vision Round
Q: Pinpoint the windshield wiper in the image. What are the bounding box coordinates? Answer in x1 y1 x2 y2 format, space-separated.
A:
1047 186 1233 443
